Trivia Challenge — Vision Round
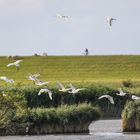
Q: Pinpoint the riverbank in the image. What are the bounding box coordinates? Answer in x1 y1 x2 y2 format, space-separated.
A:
0 85 139 134
122 101 140 132
0 120 140 140
0 103 100 135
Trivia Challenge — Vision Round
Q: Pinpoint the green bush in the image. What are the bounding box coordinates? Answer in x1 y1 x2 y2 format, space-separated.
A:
122 80 134 88
122 100 140 132
0 85 132 118
0 91 27 127
10 103 100 127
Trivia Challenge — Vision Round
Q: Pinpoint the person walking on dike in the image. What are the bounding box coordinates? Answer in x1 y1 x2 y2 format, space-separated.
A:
85 48 89 56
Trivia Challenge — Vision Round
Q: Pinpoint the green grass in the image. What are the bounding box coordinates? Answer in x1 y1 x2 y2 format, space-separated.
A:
1 55 140 85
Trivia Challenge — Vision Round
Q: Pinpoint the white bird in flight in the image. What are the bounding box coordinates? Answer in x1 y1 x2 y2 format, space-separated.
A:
116 88 127 96
7 60 23 70
38 88 52 100
56 13 71 20
132 95 140 100
106 17 116 26
68 83 85 94
0 76 14 84
28 73 40 82
35 79 50 86
57 82 72 92
98 95 114 104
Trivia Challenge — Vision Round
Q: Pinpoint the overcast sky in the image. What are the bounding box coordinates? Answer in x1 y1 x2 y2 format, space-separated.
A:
0 0 140 56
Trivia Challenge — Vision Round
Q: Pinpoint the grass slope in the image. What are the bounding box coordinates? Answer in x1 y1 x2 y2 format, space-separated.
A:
0 55 140 85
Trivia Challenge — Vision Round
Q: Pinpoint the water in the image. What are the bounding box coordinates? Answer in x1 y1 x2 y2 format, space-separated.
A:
0 120 139 140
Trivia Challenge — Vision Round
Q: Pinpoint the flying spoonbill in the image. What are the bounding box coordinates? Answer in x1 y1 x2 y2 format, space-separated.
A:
38 88 52 100
116 88 127 96
57 82 72 92
68 83 85 94
7 60 23 70
106 17 116 26
35 78 50 86
98 95 114 104
0 76 14 84
56 13 71 20
132 95 140 100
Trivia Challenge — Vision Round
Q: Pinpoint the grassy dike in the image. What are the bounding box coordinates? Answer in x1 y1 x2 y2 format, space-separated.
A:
122 100 140 132
1 55 140 85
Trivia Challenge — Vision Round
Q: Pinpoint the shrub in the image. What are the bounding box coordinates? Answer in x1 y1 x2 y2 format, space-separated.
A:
0 85 132 118
8 103 100 129
122 100 140 132
122 80 134 88
0 91 27 127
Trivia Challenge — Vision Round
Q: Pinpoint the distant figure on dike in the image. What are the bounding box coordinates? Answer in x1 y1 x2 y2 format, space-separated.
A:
85 48 89 56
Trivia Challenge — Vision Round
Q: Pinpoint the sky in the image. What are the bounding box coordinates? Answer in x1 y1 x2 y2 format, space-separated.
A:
0 0 140 56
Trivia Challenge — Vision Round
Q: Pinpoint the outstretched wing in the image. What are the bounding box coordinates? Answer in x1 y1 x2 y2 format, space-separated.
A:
33 74 40 78
48 90 53 100
69 83 76 90
38 88 52 100
110 18 116 26
57 81 65 89
98 95 108 99
7 63 14 67
14 60 23 65
38 89 47 96
108 96 114 104
109 19 113 26
132 95 140 100
28 74 39 81
0 76 7 81
119 88 123 93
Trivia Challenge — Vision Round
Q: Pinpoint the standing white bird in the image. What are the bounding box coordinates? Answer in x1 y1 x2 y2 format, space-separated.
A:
57 82 72 92
132 95 140 100
7 60 23 70
116 88 127 96
0 76 14 83
98 95 114 104
56 13 70 20
38 88 52 100
106 17 116 26
68 83 85 94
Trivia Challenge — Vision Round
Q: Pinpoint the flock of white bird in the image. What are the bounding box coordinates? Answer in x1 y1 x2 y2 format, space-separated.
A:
1 58 140 102
98 88 140 104
0 59 87 100
56 13 116 27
